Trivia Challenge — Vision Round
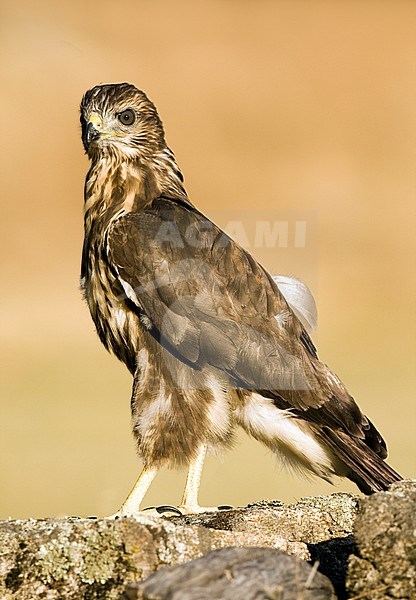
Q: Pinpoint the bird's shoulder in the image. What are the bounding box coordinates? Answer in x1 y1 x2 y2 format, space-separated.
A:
107 195 292 325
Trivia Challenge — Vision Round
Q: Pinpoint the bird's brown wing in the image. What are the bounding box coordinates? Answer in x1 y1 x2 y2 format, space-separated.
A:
107 197 386 459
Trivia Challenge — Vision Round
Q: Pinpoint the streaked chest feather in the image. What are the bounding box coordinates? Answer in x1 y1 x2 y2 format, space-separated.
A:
81 248 140 370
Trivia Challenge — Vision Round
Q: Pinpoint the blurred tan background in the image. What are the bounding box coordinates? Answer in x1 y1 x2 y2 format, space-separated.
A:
1 0 415 519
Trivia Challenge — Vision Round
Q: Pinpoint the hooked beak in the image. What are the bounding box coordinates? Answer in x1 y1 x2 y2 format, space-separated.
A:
82 113 103 149
83 122 100 147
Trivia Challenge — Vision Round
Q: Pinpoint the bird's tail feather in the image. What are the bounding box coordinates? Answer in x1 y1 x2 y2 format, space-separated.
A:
320 426 402 495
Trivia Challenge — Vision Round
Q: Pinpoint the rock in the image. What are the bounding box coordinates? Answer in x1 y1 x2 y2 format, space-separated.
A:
3 483 415 599
122 547 336 600
0 516 158 600
169 494 359 596
347 480 416 600
0 492 358 599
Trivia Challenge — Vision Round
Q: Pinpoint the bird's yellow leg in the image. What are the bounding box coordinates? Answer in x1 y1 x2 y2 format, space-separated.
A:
110 466 158 517
178 444 219 514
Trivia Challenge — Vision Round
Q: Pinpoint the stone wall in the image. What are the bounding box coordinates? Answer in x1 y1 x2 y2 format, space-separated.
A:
0 481 414 599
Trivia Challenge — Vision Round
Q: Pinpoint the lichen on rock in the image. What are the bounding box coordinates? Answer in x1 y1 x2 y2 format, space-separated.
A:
0 482 414 599
0 493 358 599
347 480 416 599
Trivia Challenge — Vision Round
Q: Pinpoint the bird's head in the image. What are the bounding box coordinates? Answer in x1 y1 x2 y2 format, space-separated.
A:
80 83 166 161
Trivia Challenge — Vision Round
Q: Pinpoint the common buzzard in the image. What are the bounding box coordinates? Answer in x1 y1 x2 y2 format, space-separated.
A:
79 83 401 515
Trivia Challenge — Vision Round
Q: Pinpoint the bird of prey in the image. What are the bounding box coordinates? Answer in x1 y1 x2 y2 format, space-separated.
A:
79 82 401 515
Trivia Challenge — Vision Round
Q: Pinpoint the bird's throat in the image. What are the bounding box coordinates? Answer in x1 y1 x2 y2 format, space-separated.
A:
84 158 161 225
83 149 189 239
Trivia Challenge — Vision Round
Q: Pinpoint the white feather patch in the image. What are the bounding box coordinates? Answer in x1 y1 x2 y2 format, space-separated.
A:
119 277 141 307
205 375 231 439
236 393 333 475
138 380 172 435
273 275 318 332
114 308 127 329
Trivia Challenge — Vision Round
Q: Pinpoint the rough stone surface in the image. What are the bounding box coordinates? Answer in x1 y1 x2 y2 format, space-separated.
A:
170 494 359 596
347 480 416 600
122 546 336 600
0 493 358 599
2 483 414 599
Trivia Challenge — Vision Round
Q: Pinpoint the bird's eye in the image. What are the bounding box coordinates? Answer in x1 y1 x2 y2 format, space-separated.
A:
117 109 136 126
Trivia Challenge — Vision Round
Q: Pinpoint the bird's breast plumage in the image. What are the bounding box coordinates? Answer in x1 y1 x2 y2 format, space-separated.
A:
81 161 145 374
81 233 140 374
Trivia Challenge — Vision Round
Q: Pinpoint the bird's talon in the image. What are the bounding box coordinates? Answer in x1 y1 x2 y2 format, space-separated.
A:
156 505 183 516
140 505 184 517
